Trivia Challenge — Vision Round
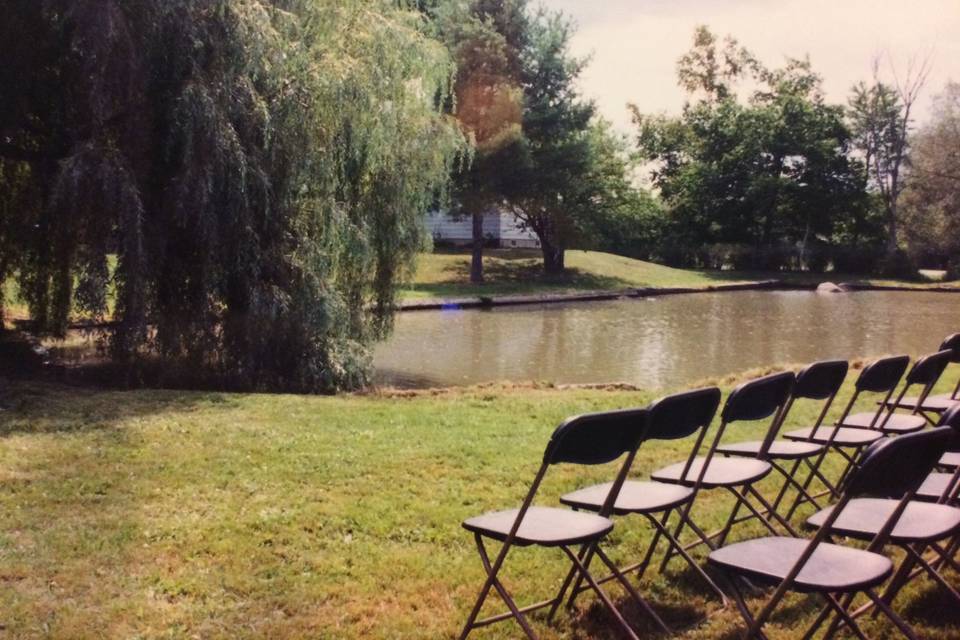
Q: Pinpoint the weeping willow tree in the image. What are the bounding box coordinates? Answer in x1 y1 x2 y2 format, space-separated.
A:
0 0 464 391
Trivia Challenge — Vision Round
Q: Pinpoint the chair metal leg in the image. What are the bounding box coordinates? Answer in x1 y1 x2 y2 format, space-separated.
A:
786 443 848 520
559 546 641 640
646 512 729 605
717 570 772 640
818 593 870 640
769 459 802 515
908 544 960 605
863 588 921 640
460 534 539 640
592 545 672 634
770 460 824 515
715 491 745 549
636 510 670 580
547 541 592 621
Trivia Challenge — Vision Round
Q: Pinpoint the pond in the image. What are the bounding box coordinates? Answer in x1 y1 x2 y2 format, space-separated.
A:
373 290 960 389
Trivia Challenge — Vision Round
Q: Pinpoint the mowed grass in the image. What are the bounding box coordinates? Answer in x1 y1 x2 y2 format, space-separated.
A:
400 249 959 301
1 372 959 638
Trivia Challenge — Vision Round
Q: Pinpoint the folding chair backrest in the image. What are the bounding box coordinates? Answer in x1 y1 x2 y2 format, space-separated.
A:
941 334 960 401
789 360 849 435
855 355 910 393
721 372 796 423
545 407 649 466
646 387 722 441
842 427 953 499
714 371 795 458
839 355 911 429
940 333 960 362
937 403 960 452
793 360 849 401
936 405 960 503
904 350 953 387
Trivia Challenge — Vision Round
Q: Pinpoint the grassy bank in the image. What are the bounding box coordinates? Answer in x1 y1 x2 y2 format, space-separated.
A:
400 249 958 301
1 373 958 638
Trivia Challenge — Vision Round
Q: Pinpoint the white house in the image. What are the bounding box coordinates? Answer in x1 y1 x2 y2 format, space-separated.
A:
424 210 541 249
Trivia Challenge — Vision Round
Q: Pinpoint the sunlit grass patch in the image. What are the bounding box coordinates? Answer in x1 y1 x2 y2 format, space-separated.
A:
0 376 958 638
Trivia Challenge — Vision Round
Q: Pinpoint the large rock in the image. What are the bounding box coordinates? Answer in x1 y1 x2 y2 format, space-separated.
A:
816 282 846 294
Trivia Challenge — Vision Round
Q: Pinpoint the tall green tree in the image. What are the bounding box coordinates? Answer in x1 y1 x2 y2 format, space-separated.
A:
848 58 931 271
901 82 960 275
431 0 526 283
634 26 868 269
503 9 596 273
0 0 464 391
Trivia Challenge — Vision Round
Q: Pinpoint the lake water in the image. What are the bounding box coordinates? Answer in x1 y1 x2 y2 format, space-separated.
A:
373 290 960 389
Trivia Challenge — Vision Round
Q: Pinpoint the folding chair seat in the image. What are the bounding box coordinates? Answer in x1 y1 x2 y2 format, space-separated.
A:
887 333 960 414
841 411 925 434
718 361 848 519
708 536 893 593
463 507 613 547
707 428 953 640
917 472 957 502
652 457 770 487
940 451 960 469
561 481 693 515
458 407 653 640
806 498 960 544
557 388 728 610
651 372 798 552
784 425 882 447
717 440 821 459
842 351 953 435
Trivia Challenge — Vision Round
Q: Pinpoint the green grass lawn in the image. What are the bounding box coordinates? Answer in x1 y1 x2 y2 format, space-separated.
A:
400 249 959 301
1 371 958 638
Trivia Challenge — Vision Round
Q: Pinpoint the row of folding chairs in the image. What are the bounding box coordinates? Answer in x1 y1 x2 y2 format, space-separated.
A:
457 333 960 639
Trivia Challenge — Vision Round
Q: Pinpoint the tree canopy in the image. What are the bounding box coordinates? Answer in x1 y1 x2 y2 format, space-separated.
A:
633 27 871 270
901 82 960 276
0 0 464 391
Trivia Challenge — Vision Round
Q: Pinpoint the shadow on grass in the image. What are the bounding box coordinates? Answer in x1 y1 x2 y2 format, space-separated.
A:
0 380 230 438
411 252 634 299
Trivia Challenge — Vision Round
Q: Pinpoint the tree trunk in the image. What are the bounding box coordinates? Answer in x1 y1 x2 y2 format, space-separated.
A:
470 211 484 283
541 238 565 274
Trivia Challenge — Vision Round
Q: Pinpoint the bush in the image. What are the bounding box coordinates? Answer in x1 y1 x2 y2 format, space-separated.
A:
829 245 884 274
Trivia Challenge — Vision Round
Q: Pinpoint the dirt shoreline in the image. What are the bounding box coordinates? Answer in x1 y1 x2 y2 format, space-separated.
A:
398 279 960 311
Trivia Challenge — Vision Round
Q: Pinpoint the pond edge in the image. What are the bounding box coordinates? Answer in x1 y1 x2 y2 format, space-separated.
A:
398 280 960 312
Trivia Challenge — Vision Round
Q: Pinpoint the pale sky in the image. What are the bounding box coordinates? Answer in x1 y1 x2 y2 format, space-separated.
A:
540 0 960 133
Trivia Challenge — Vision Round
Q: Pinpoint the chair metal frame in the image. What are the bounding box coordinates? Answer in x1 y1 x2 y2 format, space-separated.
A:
785 355 910 498
458 407 651 640
887 334 960 415
711 428 953 640
858 349 954 430
719 360 849 521
858 404 960 614
554 388 729 618
654 373 800 563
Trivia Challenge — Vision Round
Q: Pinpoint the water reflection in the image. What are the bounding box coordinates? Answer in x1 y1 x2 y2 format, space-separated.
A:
373 291 960 389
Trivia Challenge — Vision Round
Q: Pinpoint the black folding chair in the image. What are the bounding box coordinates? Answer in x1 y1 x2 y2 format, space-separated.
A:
651 373 797 555
458 408 649 640
557 388 728 615
888 333 960 414
717 361 849 520
707 427 953 640
805 410 960 634
915 403 960 505
848 350 953 433
782 356 905 493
